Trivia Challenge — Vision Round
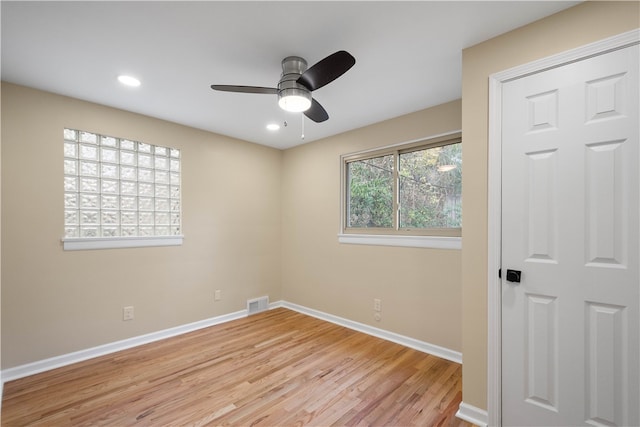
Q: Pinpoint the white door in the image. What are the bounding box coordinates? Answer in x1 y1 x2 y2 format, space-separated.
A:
501 44 639 426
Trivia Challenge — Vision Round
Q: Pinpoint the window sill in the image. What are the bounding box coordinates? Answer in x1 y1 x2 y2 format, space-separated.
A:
62 235 184 251
337 233 461 250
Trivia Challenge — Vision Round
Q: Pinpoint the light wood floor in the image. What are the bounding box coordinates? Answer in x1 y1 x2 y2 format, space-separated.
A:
2 308 472 426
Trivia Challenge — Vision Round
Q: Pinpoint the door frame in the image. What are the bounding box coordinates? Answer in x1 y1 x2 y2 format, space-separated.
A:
486 29 639 427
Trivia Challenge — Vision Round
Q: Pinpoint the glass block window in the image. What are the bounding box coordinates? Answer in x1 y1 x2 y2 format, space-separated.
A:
63 129 181 239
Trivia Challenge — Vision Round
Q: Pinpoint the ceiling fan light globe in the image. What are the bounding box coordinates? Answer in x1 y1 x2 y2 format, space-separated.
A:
278 88 311 113
279 95 311 112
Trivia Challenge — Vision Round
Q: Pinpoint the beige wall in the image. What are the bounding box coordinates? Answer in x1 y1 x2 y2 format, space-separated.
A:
1 84 463 372
1 83 283 368
281 100 463 352
461 1 640 410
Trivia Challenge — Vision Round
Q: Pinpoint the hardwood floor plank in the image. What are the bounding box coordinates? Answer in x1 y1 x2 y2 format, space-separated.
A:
2 308 472 427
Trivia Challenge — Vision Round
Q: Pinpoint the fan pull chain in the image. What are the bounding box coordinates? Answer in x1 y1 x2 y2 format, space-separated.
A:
301 114 305 140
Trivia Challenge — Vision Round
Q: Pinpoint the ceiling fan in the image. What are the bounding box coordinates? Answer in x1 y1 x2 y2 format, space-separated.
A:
211 50 355 123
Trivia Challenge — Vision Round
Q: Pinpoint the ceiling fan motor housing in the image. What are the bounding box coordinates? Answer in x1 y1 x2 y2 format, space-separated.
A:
277 56 312 111
211 50 354 122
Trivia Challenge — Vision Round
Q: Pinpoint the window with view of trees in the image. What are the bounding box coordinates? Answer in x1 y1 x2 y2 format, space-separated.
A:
343 134 461 237
347 154 394 228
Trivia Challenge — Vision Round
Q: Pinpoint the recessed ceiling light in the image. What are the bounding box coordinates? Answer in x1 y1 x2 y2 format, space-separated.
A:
266 123 280 131
117 75 141 87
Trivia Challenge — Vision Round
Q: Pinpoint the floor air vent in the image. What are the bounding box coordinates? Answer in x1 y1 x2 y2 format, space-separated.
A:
247 296 269 315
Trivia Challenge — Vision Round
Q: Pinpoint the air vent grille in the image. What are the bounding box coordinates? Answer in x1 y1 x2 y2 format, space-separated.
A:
247 296 269 315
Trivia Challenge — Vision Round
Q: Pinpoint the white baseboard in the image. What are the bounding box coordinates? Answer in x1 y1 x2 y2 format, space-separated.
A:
1 300 462 388
278 301 463 364
456 402 489 427
1 308 247 383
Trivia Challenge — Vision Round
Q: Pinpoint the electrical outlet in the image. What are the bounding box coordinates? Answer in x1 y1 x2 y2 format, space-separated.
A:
123 306 134 321
374 312 382 322
214 290 222 301
374 298 382 312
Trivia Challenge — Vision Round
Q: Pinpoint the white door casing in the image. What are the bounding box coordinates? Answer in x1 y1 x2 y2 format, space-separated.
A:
487 30 640 427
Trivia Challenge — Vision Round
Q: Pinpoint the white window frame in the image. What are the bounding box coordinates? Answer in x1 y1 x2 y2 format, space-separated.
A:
338 131 462 250
62 128 184 250
62 235 183 251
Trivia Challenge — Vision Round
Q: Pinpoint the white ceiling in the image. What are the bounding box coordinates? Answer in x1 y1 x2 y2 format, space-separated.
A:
1 1 579 149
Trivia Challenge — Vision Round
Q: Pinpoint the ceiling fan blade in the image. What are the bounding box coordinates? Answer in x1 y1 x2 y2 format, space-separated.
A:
304 98 329 123
210 85 278 95
297 50 355 91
